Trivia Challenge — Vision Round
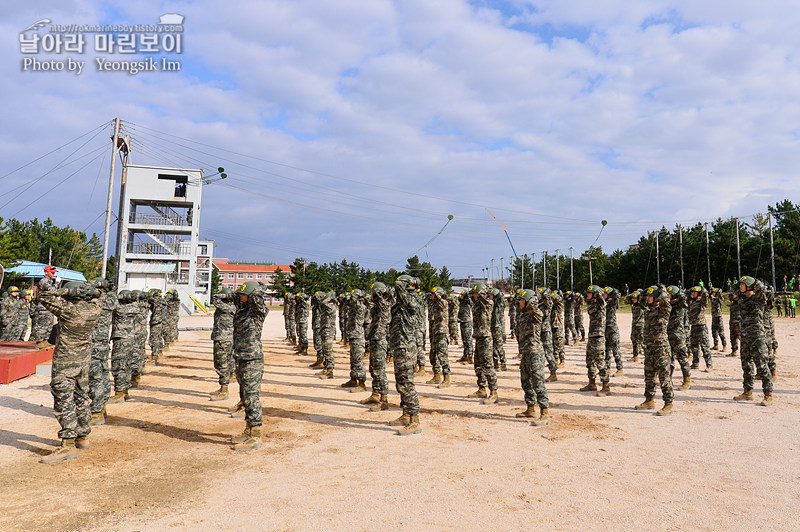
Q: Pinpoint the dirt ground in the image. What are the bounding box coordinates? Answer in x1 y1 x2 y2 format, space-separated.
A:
1 310 799 532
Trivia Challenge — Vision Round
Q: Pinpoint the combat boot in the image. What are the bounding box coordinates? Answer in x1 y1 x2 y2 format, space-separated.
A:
397 415 422 436
557 358 565 367
210 385 229 401
230 371 237 383
467 387 488 398
75 435 90 449
152 355 159 366
457 355 469 363
515 405 536 418
389 411 411 426
107 390 128 404
500 363 507 371
690 363 699 369
628 355 639 362
90 412 106 426
40 438 78 463
760 392 773 406
309 359 323 369
130 374 142 388
596 382 611 396
656 402 673 416
437 374 451 389
480 389 499 405
234 427 262 451
711 344 719 351
359 391 380 404
317 368 334 379
414 365 426 376
546 370 558 382
340 378 358 388
369 394 389 411
349 380 366 393
612 368 623 377
531 408 551 426
635 398 656 410
572 339 578 345
733 389 753 401
229 401 245 418
467 355 473 364
426 372 443 384
493 360 500 370
580 379 597 392
299 347 308 356
679 377 691 390
231 426 251 442
727 350 738 357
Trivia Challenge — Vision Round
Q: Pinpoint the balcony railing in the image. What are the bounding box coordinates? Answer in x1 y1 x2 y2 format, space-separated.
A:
129 212 189 226
127 242 177 255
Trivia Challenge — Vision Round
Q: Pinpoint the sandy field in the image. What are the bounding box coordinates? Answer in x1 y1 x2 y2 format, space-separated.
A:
1 309 799 532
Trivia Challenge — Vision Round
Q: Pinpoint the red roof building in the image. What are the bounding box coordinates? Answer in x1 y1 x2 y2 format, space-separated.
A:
212 258 292 290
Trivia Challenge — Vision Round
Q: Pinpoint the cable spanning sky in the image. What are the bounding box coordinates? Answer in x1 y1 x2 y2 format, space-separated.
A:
2 1 800 277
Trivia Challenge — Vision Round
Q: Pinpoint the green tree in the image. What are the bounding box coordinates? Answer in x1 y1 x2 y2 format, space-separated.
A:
211 267 222 294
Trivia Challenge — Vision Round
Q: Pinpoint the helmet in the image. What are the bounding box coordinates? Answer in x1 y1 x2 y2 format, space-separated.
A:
236 281 260 296
490 288 500 297
431 286 444 294
63 281 83 291
22 289 32 298
666 285 681 297
645 285 663 299
118 289 133 302
8 286 19 294
604 287 619 298
396 275 415 290
91 277 110 290
537 287 551 296
471 281 486 293
690 286 702 293
149 288 162 296
351 289 366 299
219 287 234 296
586 285 603 295
739 276 756 288
519 288 537 305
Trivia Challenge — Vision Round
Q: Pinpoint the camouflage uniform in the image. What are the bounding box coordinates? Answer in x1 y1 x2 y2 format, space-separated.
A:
630 297 645 359
490 291 506 368
164 290 180 345
111 297 139 392
428 289 451 376
390 280 420 416
738 280 773 394
729 295 741 354
585 291 608 384
458 292 474 359
347 292 367 382
642 289 674 403
0 294 28 341
131 296 149 377
40 287 103 440
284 295 296 343
550 291 565 365
146 291 166 360
319 293 337 370
233 285 268 428
31 276 59 342
311 292 321 357
508 293 518 339
667 288 691 381
604 289 622 371
564 293 577 344
710 295 727 349
295 294 309 351
211 292 236 385
763 289 777 376
448 296 460 344
414 292 426 368
518 292 548 408
573 292 586 340
538 290 557 373
471 288 497 392
368 287 392 395
338 296 348 345
688 288 712 369
89 291 117 413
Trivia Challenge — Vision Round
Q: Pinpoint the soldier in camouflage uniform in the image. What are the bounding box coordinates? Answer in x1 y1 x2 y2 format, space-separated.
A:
39 281 103 463
564 291 577 345
146 289 166 365
628 290 645 362
710 288 727 352
129 291 149 387
229 282 268 451
88 279 117 425
635 285 674 415
32 265 60 347
426 286 452 386
515 289 551 425
448 294 460 344
413 290 427 376
550 290 566 368
388 275 423 435
468 282 498 404
360 282 393 411
688 286 713 371
210 288 236 401
457 290 474 364
665 286 692 389
284 293 296 345
309 291 324 369
0 287 27 341
315 291 338 378
537 287 558 382
581 285 609 395
163 289 180 347
728 291 741 357
294 292 309 355
338 295 348 346
733 276 773 406
107 290 139 404
573 292 586 342
763 287 778 379
341 289 367 391
508 290 518 339
490 288 507 371
603 287 623 375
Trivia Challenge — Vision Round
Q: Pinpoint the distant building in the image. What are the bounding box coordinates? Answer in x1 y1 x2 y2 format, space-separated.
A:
4 261 86 292
212 259 292 291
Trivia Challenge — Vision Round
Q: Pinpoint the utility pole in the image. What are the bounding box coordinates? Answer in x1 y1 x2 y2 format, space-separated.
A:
113 134 131 288
520 255 525 289
490 258 494 285
655 231 660 284
532 252 536 289
570 247 574 292
101 118 121 278
736 218 741 279
679 225 684 287
769 213 776 289
588 258 594 285
543 251 548 288
48 248 52 266
556 249 560 290
500 257 504 284
705 222 712 287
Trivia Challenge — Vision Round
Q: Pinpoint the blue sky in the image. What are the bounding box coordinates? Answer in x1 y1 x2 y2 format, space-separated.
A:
2 1 800 278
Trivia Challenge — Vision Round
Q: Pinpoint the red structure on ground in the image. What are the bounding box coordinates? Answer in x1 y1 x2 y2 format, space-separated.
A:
0 342 53 384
